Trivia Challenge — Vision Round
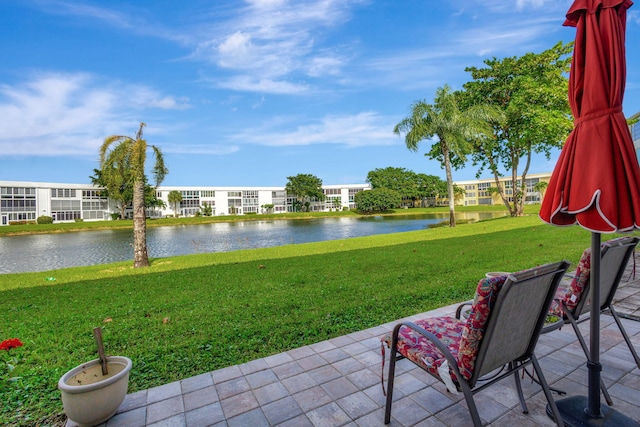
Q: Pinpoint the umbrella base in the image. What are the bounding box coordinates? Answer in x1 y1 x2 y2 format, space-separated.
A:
547 396 640 427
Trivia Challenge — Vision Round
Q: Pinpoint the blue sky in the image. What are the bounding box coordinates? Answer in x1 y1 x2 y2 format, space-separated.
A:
1 0 639 187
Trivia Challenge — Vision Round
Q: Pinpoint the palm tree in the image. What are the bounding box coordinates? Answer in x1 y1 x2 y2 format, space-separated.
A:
394 85 503 227
100 123 167 268
168 190 182 217
534 181 549 202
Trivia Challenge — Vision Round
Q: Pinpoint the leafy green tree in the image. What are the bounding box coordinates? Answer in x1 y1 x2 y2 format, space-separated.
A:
168 190 183 217
285 174 325 212
366 167 446 207
355 188 402 213
394 85 503 226
261 204 274 214
201 201 213 216
533 181 549 201
463 41 572 216
100 123 168 268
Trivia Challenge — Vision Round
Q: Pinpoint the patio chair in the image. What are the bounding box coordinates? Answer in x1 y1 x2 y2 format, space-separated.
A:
381 260 570 427
544 235 640 405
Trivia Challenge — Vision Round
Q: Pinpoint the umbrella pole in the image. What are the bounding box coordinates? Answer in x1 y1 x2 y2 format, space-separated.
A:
586 232 602 418
548 233 640 426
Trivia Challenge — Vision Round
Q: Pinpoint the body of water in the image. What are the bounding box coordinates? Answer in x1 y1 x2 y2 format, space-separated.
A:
0 212 505 274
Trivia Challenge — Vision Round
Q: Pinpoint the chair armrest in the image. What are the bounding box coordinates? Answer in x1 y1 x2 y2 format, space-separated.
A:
455 301 473 319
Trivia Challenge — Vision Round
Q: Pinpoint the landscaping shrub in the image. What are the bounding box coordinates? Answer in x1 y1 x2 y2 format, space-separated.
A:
36 216 53 224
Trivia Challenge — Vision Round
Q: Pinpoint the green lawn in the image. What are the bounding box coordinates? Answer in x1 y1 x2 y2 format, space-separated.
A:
0 210 612 426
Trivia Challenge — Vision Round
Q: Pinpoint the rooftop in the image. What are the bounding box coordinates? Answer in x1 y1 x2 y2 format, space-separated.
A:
66 257 640 427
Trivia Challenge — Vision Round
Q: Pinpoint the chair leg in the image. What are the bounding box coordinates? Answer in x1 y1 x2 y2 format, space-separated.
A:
565 311 614 406
531 355 564 427
384 347 398 424
458 378 483 427
609 306 640 369
511 362 529 414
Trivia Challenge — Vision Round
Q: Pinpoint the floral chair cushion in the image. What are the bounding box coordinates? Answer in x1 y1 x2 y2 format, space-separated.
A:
549 247 591 317
381 275 506 382
548 237 632 318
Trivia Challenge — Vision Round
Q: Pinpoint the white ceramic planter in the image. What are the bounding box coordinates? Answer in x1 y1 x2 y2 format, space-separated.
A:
58 356 132 427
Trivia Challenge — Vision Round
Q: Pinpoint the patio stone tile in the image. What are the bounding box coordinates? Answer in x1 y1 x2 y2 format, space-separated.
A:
335 391 378 419
220 390 259 419
281 372 317 394
287 345 315 360
341 342 369 356
180 373 213 395
216 376 251 400
212 365 243 384
297 353 329 371
293 385 333 412
245 368 278 389
321 376 359 400
306 402 351 427
146 396 184 424
148 382 182 404
309 339 337 353
393 370 430 395
319 347 350 364
117 389 148 413
183 385 218 412
332 356 365 375
262 396 303 425
273 360 305 380
107 407 146 427
275 414 313 427
239 358 269 376
307 364 342 385
184 402 225 427
346 367 380 390
410 386 457 415
263 351 294 368
329 335 356 348
253 381 290 406
146 413 186 427
387 395 431 426
226 408 269 427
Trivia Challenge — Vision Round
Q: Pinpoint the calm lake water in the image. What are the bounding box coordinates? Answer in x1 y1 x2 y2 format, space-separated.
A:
0 212 505 274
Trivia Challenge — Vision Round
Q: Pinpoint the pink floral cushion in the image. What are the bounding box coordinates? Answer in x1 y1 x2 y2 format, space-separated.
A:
548 237 631 318
549 248 591 317
381 275 506 382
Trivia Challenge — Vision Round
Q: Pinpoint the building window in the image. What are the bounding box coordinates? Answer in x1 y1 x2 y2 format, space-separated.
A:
51 188 77 198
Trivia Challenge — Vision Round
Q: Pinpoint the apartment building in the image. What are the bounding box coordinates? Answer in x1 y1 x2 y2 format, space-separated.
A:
453 172 552 207
0 181 371 225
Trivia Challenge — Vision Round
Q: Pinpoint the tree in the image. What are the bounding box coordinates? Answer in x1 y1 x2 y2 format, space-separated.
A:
366 167 446 207
100 123 167 268
534 181 549 201
285 174 325 212
201 201 213 216
463 41 573 216
394 85 503 226
354 188 402 213
168 190 182 217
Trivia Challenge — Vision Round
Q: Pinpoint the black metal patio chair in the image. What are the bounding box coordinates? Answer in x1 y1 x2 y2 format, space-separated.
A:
381 260 570 427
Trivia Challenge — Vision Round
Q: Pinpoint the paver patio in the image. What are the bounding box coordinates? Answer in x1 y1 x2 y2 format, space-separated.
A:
66 255 640 427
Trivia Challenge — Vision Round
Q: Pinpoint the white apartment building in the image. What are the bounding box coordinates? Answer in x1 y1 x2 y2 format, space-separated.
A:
0 181 371 225
453 172 552 206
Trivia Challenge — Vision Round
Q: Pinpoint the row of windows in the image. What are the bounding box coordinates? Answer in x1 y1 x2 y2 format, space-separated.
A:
180 200 201 208
4 212 36 221
82 190 106 199
53 211 81 221
52 188 77 198
82 201 108 210
52 200 81 210
324 188 341 195
1 187 36 197
1 199 37 211
181 190 200 199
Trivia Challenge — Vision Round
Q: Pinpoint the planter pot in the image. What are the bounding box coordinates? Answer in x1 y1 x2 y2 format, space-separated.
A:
58 356 132 427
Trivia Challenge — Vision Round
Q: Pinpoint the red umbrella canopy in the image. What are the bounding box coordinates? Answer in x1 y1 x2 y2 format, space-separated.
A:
540 0 640 233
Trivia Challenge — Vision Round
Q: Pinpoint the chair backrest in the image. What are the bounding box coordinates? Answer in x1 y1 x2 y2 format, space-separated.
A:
565 236 638 318
468 260 570 386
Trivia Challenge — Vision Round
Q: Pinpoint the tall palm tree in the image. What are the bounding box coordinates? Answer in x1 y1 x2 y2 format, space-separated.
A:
168 190 183 217
394 85 502 227
100 123 167 267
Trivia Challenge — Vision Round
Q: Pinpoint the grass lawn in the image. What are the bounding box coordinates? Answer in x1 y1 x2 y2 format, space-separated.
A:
0 209 618 426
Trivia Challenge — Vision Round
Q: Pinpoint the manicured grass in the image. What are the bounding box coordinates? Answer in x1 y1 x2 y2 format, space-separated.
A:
1 211 615 426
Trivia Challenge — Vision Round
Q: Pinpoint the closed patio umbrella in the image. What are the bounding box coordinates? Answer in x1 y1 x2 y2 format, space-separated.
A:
540 0 640 425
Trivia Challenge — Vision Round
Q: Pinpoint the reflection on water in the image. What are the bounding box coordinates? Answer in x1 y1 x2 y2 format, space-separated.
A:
0 212 506 274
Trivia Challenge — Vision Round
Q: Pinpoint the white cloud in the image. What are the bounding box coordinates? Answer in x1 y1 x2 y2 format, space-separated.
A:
230 112 397 147
0 72 190 156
